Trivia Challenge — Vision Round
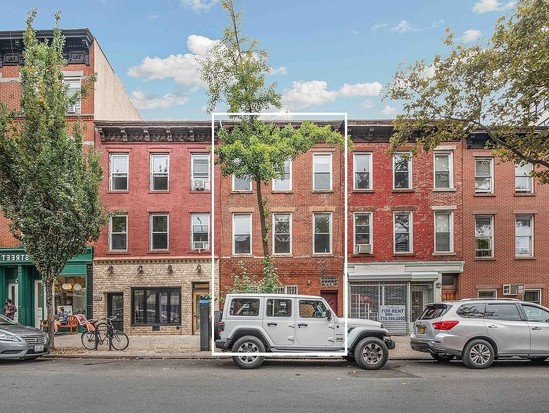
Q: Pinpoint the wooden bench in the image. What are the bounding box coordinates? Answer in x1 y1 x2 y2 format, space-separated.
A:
40 315 79 334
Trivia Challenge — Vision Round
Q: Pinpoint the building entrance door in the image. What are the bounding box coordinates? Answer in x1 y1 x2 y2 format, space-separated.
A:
107 293 124 332
8 282 19 323
192 283 209 335
320 291 338 315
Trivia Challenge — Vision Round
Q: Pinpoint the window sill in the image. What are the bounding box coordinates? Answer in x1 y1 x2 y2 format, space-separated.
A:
148 190 170 194
273 253 293 257
514 192 535 197
107 190 129 194
515 256 535 260
392 189 414 193
433 188 456 192
312 190 334 193
272 190 293 194
231 190 253 194
474 257 496 261
352 189 374 193
313 253 333 256
432 252 456 256
107 251 128 255
474 192 496 197
352 253 373 257
149 250 170 254
393 252 414 256
191 190 211 194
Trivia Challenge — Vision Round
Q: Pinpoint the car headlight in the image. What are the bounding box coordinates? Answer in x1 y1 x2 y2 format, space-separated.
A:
0 332 22 342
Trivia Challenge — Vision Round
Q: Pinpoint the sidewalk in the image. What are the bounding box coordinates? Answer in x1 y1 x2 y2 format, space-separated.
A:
47 333 430 360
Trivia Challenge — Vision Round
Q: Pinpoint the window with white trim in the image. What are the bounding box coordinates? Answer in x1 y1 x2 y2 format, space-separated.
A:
109 214 127 251
394 212 412 253
313 153 332 190
275 285 299 295
524 289 541 304
478 289 497 299
354 213 372 254
354 153 372 190
273 213 291 254
233 175 252 191
475 215 493 258
65 77 81 114
434 152 453 189
273 159 292 191
233 214 251 254
434 211 453 253
393 153 412 189
191 154 210 191
150 154 169 191
191 213 209 251
150 214 169 251
109 153 128 191
515 214 533 257
475 158 493 193
313 212 331 254
515 163 533 193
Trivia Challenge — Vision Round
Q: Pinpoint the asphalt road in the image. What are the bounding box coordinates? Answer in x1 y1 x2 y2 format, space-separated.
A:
2 358 548 412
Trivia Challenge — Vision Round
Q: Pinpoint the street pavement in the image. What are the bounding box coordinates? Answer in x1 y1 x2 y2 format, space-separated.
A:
48 332 430 360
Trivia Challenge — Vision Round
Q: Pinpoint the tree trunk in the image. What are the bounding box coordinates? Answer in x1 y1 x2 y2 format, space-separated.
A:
256 179 269 257
44 275 56 349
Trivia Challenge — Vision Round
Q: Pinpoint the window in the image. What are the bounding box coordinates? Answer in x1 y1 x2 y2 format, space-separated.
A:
273 159 292 191
475 158 493 193
457 303 486 318
229 298 260 316
477 290 497 299
515 215 533 257
313 153 332 190
233 214 251 254
434 152 453 189
109 154 128 191
313 213 331 254
132 288 180 325
65 77 81 114
191 154 210 191
485 303 522 321
109 215 127 251
475 215 493 257
150 154 169 191
515 163 533 193
150 214 169 250
434 211 453 253
521 303 549 322
191 213 209 251
393 153 412 189
299 300 328 318
394 212 412 253
273 213 291 254
524 290 541 305
354 213 372 253
233 175 252 191
266 299 292 317
354 153 372 190
275 285 299 294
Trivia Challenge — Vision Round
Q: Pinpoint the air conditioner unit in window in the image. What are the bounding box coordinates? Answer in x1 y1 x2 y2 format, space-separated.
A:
356 244 372 254
192 179 205 190
502 284 524 295
193 241 208 250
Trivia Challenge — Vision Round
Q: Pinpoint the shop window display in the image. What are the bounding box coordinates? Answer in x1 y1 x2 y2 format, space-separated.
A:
55 276 86 315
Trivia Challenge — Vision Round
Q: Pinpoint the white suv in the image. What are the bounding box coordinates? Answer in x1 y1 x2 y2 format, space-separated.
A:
215 293 395 370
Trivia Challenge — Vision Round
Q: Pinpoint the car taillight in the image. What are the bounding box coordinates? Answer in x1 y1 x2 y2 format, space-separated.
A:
432 320 459 330
219 321 224 332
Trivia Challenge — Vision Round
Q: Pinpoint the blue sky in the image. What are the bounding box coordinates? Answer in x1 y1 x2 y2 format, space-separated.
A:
1 0 517 120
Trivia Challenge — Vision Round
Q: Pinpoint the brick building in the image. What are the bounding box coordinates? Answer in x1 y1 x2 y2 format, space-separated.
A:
0 29 139 328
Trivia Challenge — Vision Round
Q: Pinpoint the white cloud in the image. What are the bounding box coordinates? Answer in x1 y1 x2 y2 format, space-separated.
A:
339 82 383 97
380 105 397 115
281 80 338 109
180 0 219 11
371 23 389 31
130 90 189 110
269 66 288 75
361 100 375 110
462 29 482 43
472 0 515 13
392 20 413 33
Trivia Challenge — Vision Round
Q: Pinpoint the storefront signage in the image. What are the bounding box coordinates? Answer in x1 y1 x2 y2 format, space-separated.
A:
93 295 103 301
379 305 406 321
0 253 31 263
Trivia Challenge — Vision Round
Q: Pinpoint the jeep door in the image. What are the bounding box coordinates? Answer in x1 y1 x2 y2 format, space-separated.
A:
294 299 335 349
262 297 295 349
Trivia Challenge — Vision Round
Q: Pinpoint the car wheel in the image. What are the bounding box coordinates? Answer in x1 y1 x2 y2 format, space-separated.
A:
231 335 265 369
529 357 547 364
430 353 455 362
462 339 494 369
354 337 388 370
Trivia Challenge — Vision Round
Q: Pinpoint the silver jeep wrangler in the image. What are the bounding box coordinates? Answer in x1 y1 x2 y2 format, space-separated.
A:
215 293 395 369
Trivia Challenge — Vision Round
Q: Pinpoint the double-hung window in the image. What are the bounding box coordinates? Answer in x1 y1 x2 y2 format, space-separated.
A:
354 153 372 190
354 213 372 254
393 153 412 189
191 154 210 191
233 214 251 254
64 76 81 114
515 163 533 193
313 153 332 191
434 211 453 253
394 212 412 253
150 213 169 251
109 214 127 251
475 215 493 257
313 213 331 254
233 175 252 191
515 214 533 257
273 213 291 254
273 159 292 191
475 158 493 193
191 213 210 251
434 152 453 189
109 154 128 191
150 154 169 191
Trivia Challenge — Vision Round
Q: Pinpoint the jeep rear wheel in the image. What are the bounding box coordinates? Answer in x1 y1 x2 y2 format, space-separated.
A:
354 337 388 370
231 335 265 369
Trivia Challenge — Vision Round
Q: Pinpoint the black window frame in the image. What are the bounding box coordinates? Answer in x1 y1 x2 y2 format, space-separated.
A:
131 287 181 326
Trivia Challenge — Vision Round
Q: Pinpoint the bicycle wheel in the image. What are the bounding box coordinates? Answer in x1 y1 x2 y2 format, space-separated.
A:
81 331 97 350
110 331 129 351
94 323 109 347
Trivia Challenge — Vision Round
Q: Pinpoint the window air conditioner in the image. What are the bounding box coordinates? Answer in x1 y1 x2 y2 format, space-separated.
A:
357 244 372 254
193 179 205 190
193 241 208 250
502 284 524 295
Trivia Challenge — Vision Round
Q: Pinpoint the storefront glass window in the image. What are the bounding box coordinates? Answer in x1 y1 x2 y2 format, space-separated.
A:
54 276 86 315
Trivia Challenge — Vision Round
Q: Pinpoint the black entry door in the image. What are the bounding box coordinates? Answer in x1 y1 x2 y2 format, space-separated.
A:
107 293 124 332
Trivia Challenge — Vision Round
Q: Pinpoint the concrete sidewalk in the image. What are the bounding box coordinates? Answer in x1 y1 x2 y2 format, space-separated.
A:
48 333 430 360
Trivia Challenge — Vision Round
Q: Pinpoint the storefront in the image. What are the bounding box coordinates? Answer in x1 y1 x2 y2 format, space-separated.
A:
347 261 463 335
0 247 93 328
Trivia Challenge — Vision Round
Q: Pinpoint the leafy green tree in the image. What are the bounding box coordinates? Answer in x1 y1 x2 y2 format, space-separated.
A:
0 11 107 347
200 0 345 291
385 0 549 182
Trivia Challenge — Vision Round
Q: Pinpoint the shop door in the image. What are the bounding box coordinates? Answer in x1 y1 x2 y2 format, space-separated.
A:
34 280 45 327
192 284 209 335
8 283 19 323
107 293 124 332
320 291 338 315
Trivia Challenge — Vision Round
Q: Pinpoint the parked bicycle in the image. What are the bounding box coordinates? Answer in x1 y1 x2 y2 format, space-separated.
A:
81 315 129 351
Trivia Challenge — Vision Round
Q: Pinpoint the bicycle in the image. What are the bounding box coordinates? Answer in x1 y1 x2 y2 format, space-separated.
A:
81 316 129 351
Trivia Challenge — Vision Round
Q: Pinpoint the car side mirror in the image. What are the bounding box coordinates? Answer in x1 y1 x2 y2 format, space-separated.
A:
325 309 332 321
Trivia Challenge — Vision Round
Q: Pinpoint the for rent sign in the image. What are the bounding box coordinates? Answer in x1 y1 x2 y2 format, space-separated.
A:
379 305 406 321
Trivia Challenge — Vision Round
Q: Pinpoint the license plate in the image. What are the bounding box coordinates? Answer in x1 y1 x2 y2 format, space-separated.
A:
417 326 426 334
34 344 44 352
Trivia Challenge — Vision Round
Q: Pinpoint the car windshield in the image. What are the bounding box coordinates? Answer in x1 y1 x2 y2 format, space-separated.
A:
0 314 17 325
